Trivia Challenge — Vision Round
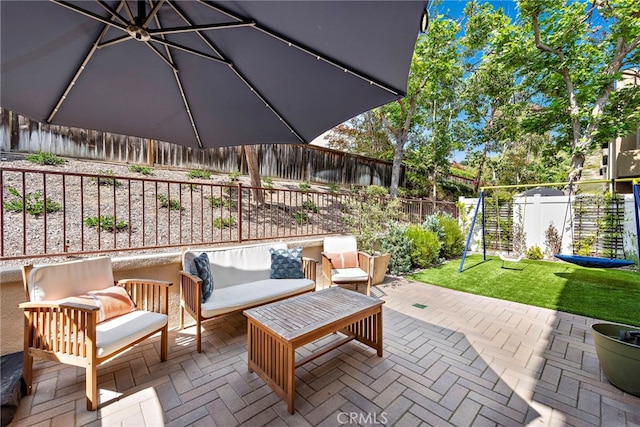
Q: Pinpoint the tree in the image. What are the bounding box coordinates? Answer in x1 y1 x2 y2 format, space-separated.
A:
244 145 263 204
380 12 462 197
459 1 524 192
495 0 640 184
325 111 393 160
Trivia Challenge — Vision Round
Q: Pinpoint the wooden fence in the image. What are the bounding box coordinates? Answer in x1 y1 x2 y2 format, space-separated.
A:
1 108 403 187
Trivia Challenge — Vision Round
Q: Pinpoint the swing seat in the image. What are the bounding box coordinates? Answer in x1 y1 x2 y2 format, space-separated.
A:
499 253 525 269
554 254 634 268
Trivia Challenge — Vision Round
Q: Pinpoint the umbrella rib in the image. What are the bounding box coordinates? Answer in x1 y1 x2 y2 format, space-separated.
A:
98 34 132 48
166 1 227 60
142 0 165 28
148 36 230 64
96 0 129 25
143 41 179 71
47 1 126 123
53 1 128 34
147 21 255 36
149 1 203 148
253 25 403 96
197 0 404 97
168 0 306 143
121 0 135 23
231 67 306 143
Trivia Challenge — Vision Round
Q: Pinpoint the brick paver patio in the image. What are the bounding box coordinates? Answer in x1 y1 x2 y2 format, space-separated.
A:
9 278 640 426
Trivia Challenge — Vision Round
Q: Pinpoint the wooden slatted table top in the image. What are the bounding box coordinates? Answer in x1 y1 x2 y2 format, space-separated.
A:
244 287 384 341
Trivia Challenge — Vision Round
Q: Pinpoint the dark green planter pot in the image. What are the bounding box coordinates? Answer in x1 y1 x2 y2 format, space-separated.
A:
592 323 640 397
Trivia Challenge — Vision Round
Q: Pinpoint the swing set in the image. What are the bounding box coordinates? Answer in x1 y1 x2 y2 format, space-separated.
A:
458 178 640 273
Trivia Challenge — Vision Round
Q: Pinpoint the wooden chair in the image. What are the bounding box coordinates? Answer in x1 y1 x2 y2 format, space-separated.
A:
20 256 171 410
321 236 374 296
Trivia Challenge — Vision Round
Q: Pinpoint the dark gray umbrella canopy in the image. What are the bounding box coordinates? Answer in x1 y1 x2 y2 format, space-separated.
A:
1 1 427 149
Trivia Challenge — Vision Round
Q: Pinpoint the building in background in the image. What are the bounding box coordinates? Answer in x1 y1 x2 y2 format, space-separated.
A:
601 69 640 193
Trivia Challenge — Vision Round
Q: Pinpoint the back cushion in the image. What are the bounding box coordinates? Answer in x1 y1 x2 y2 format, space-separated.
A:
183 243 287 288
61 286 136 323
325 251 359 269
324 236 358 253
27 257 115 302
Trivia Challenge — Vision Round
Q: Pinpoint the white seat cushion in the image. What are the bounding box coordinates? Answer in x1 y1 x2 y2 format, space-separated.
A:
331 267 369 283
96 311 167 358
201 278 315 318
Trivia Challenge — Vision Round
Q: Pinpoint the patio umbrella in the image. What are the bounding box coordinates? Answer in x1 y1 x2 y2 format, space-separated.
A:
0 0 428 149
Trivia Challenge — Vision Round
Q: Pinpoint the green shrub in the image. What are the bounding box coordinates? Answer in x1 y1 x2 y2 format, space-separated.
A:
293 211 308 224
302 199 318 213
404 225 441 268
84 215 128 232
92 169 122 187
423 215 444 240
213 216 236 229
157 194 184 211
381 223 412 275
437 214 465 259
228 171 241 181
298 182 312 192
365 185 389 198
526 245 544 260
128 165 154 175
574 235 595 256
328 183 339 194
3 187 61 217
422 213 464 259
263 177 274 190
208 196 232 208
187 169 211 179
26 151 65 165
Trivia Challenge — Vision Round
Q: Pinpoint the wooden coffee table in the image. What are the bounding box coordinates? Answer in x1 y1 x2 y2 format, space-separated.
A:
244 287 384 414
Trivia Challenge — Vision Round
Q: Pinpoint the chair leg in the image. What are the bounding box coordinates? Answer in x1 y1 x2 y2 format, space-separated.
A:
86 364 97 411
196 318 202 353
180 305 185 330
22 350 33 395
161 325 168 361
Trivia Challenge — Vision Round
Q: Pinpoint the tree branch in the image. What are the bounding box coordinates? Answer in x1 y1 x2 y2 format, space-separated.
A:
531 13 561 55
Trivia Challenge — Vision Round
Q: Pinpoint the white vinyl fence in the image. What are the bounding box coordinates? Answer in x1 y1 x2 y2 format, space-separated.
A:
459 193 639 261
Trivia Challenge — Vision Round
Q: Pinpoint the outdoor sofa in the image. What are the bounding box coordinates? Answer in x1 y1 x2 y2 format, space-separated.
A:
180 242 317 352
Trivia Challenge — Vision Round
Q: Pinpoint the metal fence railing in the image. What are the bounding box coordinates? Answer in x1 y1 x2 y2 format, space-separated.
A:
1 167 457 263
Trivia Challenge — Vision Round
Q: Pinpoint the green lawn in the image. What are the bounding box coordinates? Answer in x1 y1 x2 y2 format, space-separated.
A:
409 255 640 327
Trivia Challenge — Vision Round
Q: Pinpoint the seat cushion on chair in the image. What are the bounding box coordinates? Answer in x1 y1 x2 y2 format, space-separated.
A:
96 311 167 358
331 267 369 283
201 278 315 318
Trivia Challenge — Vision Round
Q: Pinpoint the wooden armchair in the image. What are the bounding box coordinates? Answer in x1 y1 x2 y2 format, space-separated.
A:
321 236 374 296
20 256 171 410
